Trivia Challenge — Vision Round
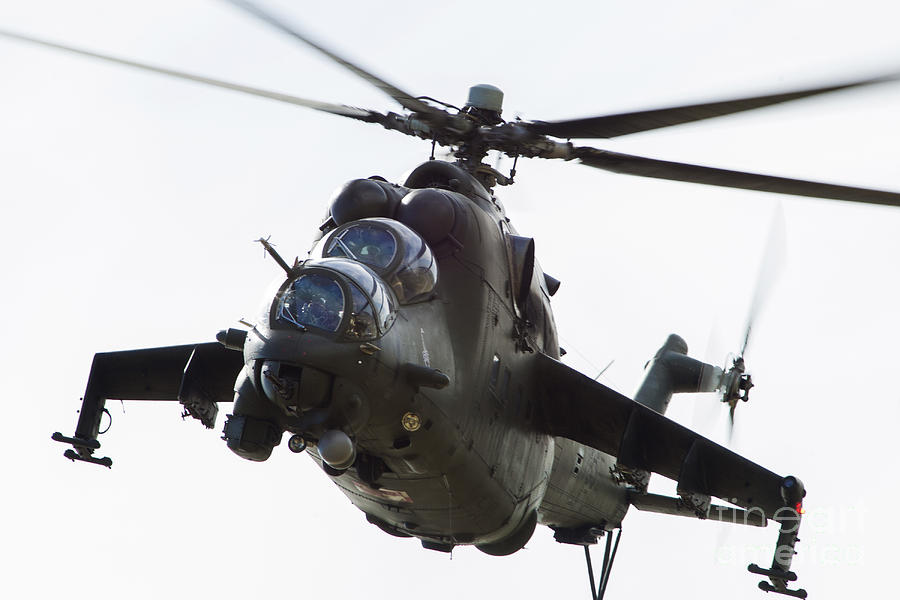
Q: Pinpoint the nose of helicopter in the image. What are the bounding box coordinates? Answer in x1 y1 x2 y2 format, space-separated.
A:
244 256 400 406
223 321 395 462
246 318 395 411
222 257 407 462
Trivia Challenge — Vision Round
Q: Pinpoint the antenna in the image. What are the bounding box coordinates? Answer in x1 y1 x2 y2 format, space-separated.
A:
256 236 293 274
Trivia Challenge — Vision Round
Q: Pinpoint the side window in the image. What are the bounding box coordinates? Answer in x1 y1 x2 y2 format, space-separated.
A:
489 355 512 407
489 354 501 388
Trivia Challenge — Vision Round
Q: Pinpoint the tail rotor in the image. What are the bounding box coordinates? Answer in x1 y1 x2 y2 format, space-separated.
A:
703 204 787 440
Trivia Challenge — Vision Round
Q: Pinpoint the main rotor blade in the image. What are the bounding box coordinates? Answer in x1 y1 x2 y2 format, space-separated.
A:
575 147 900 207
525 74 899 139
0 28 383 123
224 0 443 119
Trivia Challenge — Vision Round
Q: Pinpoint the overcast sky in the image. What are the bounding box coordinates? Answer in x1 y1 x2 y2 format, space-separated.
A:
2 1 899 598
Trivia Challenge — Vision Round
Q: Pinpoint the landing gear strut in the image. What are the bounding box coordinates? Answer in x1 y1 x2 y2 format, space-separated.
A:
583 528 622 600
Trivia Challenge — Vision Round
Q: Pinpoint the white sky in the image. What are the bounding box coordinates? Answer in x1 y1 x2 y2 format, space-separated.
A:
1 1 899 598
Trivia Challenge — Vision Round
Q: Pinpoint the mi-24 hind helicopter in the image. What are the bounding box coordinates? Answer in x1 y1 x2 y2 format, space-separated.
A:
9 2 900 599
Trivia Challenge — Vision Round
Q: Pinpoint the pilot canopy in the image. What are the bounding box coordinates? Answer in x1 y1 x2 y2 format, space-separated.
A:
314 217 438 304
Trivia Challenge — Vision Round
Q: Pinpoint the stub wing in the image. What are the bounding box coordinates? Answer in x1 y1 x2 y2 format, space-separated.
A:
53 342 244 466
533 352 808 597
534 351 785 513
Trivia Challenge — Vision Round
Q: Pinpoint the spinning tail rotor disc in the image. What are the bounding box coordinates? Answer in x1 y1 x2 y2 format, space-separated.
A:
702 205 787 441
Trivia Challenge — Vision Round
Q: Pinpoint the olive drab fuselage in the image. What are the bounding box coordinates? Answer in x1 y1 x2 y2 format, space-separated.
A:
33 12 836 589
231 160 629 553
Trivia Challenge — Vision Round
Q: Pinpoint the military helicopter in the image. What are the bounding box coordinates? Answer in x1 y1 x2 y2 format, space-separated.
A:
6 2 900 599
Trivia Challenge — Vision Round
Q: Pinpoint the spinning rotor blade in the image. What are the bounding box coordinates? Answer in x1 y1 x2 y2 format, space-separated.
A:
524 74 900 139
224 0 444 119
740 205 788 357
575 147 900 207
0 28 383 123
694 206 786 441
730 206 786 439
728 401 738 442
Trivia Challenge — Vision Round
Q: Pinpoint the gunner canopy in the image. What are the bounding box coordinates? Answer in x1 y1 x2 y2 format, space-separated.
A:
274 258 394 340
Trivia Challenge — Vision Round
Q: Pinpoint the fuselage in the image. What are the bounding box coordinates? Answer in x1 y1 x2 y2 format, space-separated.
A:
235 160 629 553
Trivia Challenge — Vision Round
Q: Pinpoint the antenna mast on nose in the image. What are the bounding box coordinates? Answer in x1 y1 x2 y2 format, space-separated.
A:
256 236 293 274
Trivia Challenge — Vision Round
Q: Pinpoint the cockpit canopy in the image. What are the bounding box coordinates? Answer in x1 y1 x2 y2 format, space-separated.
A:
274 258 395 340
315 217 438 304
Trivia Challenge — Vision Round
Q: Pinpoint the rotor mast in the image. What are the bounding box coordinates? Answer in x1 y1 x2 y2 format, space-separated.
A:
454 84 514 189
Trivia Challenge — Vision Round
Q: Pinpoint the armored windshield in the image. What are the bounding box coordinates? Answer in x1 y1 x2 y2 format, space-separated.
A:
318 218 438 304
326 221 397 269
278 272 345 332
274 258 394 339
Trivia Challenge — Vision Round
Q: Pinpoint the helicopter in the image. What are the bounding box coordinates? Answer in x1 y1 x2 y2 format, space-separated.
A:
7 1 900 600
